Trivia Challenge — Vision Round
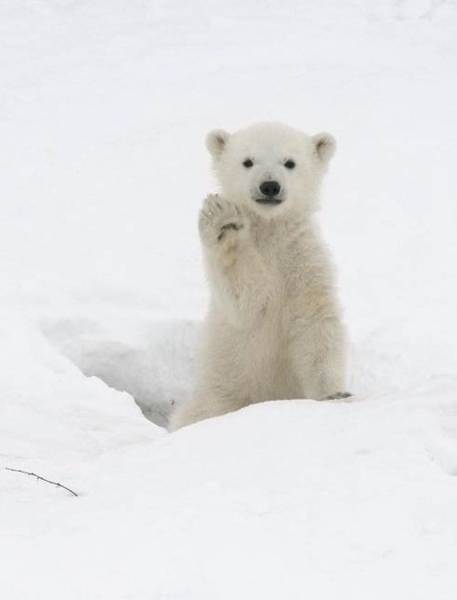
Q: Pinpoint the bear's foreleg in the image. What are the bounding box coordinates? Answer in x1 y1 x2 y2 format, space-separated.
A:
289 315 349 401
199 194 271 326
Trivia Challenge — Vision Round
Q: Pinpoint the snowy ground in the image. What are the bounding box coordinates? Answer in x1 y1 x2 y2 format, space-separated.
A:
1 1 457 598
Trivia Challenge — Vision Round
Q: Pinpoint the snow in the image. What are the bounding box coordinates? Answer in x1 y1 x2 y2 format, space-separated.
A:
1 1 457 598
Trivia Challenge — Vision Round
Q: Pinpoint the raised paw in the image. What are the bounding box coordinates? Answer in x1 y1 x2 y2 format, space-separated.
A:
199 194 246 246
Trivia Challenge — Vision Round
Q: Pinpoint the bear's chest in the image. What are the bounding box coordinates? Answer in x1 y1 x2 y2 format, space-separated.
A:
255 233 305 291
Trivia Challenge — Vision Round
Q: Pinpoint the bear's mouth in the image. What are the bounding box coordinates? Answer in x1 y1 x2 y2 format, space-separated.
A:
255 197 283 205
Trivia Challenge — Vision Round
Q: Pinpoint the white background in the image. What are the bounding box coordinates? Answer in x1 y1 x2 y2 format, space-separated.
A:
1 1 457 598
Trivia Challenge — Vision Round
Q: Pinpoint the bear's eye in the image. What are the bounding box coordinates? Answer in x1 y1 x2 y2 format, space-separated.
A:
284 159 296 169
242 158 254 168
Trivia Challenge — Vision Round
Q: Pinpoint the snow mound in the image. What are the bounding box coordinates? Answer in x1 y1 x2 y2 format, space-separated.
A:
0 316 161 487
2 398 457 599
42 316 199 426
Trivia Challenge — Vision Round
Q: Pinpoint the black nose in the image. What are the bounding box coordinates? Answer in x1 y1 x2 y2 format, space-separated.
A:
259 180 281 198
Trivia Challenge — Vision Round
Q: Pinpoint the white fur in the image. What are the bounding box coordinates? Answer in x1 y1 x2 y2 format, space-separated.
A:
170 122 348 430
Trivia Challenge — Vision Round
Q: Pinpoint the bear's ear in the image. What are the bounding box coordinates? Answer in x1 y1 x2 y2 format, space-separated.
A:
312 132 336 164
206 129 230 158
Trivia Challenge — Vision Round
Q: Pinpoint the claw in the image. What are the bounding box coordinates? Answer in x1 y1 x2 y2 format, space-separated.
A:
324 392 352 400
217 222 243 241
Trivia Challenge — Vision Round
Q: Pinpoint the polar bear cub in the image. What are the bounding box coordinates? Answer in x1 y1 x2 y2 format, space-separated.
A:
170 122 349 430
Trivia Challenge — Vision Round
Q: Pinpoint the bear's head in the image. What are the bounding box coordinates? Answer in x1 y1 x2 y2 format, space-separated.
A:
206 122 335 218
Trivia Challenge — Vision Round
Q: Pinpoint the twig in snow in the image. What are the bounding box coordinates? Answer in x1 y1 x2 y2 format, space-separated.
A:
5 467 79 497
